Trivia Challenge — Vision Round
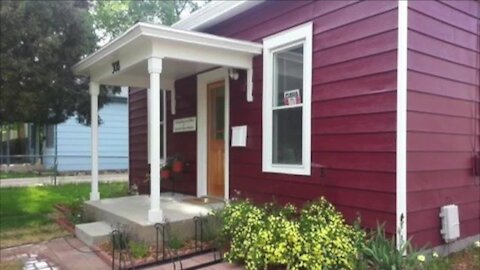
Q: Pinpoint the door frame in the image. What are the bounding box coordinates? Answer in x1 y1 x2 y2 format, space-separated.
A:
197 68 230 200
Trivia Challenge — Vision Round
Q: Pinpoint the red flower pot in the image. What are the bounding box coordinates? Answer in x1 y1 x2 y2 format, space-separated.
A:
160 169 171 180
172 161 183 173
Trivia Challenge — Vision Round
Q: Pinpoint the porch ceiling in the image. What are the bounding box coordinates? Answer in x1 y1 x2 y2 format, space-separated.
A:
72 22 263 89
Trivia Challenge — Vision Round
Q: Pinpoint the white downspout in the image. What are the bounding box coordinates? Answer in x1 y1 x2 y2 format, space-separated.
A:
396 0 408 250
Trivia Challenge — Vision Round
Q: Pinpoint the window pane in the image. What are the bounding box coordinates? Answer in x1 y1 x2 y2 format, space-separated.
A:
46 125 55 148
273 45 303 107
272 107 302 164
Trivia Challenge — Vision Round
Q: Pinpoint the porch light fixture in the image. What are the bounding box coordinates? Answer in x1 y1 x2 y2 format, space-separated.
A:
228 68 239 80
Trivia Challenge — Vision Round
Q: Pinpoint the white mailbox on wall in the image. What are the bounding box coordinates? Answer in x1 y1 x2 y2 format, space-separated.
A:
231 125 247 147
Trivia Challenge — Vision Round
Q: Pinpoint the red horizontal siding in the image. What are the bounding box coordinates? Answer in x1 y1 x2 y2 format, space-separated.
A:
204 1 399 233
407 1 480 248
163 78 197 195
128 88 150 193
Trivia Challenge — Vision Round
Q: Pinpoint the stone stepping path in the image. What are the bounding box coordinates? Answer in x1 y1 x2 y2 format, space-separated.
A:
22 253 58 270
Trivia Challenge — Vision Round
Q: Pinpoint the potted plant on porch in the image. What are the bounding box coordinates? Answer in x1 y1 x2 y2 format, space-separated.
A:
172 154 184 173
160 162 172 180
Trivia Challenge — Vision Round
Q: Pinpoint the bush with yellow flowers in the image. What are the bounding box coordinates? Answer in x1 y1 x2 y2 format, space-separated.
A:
218 197 365 270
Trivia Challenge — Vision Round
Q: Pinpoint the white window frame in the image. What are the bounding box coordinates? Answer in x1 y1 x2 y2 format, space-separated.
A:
148 89 168 164
262 22 312 176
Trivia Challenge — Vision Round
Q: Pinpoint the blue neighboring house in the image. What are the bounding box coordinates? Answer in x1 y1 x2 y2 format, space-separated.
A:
43 89 129 172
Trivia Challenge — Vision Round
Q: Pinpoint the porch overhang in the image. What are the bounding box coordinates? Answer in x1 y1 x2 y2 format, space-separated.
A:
73 22 262 91
75 22 261 223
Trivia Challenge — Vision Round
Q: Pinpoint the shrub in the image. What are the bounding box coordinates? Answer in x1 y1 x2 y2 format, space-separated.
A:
294 198 365 270
219 198 364 270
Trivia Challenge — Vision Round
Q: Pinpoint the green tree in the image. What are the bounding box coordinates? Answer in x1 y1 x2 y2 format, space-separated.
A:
0 0 109 125
92 0 202 44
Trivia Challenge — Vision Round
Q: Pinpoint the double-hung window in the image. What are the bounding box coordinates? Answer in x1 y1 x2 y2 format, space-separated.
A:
262 23 312 175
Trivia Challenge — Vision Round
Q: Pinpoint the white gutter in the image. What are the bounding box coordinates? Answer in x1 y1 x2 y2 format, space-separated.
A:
172 1 265 31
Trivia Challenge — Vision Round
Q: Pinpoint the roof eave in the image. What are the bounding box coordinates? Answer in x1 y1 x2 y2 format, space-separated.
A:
172 0 265 31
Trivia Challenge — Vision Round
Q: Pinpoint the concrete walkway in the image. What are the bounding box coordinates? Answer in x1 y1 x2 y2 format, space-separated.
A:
0 237 243 270
0 173 128 188
0 237 109 270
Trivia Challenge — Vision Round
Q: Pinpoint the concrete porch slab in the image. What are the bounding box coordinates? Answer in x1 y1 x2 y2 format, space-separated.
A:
75 221 112 247
80 194 224 245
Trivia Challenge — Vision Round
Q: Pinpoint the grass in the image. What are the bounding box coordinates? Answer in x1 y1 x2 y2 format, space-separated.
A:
0 182 128 248
0 171 54 179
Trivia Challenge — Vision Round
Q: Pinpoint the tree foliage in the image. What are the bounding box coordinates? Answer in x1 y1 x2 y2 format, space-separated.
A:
0 0 104 125
92 0 202 44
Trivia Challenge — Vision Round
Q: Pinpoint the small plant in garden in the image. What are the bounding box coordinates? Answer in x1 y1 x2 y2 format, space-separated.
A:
129 241 150 259
167 232 184 251
359 223 420 270
66 197 88 224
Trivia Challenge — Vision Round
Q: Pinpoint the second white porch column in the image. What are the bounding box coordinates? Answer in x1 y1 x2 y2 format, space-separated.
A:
148 57 164 222
89 81 100 201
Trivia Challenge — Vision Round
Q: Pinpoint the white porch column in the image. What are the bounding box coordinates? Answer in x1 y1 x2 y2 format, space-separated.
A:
148 57 164 222
89 81 100 201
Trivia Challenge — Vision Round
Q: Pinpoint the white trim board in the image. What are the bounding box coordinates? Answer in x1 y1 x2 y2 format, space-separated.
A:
196 68 230 200
396 0 408 250
262 22 313 176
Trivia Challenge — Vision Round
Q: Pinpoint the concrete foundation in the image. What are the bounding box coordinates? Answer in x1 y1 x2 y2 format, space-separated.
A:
79 194 224 246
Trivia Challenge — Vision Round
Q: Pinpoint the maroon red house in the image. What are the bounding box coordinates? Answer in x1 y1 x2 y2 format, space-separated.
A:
74 0 479 252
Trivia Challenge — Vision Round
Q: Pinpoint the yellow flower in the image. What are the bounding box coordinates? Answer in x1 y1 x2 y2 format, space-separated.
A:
432 252 439 258
475 241 480 248
417 255 426 262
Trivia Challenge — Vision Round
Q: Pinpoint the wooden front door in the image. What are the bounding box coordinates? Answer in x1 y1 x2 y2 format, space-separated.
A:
207 81 225 197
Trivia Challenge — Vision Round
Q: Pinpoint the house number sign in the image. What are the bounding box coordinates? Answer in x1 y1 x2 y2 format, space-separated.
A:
173 117 196 133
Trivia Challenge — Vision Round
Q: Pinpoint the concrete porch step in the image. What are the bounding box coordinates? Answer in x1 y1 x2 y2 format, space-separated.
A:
75 221 112 247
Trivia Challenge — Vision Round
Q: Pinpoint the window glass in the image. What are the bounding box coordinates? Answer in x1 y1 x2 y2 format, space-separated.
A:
272 107 302 164
272 44 304 165
273 45 304 107
46 125 54 148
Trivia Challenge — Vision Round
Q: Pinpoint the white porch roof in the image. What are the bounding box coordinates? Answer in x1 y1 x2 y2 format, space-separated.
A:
75 22 262 223
73 22 262 90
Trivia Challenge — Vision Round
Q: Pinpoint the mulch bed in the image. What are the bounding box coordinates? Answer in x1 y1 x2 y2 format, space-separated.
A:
95 240 218 268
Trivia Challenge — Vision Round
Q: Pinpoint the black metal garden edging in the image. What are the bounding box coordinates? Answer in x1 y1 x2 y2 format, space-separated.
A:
110 217 224 270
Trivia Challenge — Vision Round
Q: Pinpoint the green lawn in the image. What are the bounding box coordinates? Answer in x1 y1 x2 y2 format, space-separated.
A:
0 171 55 179
0 182 128 247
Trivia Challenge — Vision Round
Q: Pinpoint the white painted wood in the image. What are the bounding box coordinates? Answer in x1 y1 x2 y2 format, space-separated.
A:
72 22 261 77
148 57 164 223
89 82 100 201
396 0 408 251
196 68 230 200
246 67 253 102
262 22 312 176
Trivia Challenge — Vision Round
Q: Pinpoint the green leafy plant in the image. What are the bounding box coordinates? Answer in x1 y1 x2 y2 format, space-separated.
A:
360 223 420 270
167 233 184 251
218 198 365 270
129 241 150 259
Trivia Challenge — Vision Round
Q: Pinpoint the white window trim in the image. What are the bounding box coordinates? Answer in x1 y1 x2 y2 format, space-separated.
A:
148 89 168 165
262 22 312 176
